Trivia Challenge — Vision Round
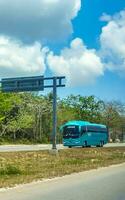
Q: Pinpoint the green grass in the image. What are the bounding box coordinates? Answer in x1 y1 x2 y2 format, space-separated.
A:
0 138 38 145
0 147 125 188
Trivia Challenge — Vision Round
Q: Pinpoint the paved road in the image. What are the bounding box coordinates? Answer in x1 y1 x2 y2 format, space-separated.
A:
0 143 125 152
0 163 125 200
0 144 65 152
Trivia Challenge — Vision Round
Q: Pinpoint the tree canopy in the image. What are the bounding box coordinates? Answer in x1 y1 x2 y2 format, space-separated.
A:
0 92 124 144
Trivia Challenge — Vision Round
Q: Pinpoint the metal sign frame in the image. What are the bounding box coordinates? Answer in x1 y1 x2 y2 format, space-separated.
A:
1 76 65 150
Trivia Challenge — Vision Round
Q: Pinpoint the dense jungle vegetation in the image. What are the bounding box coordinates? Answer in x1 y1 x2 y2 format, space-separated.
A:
0 92 125 144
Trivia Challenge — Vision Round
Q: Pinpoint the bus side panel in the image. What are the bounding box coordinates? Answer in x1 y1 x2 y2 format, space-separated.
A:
81 132 108 146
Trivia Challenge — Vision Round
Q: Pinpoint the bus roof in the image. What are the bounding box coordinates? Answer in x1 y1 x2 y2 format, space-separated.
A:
61 120 107 128
89 123 107 128
63 120 91 126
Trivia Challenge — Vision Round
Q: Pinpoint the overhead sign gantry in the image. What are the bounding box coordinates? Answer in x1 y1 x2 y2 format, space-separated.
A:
1 75 65 151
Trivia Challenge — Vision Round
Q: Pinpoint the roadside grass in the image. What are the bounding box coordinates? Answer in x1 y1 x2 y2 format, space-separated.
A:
0 138 39 145
0 147 125 188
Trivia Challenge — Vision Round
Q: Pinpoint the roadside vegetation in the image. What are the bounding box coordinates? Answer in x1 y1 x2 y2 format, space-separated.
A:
0 147 125 188
0 92 125 144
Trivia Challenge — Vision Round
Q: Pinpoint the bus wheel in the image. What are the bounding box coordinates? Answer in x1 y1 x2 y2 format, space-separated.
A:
100 141 104 147
85 141 87 147
68 146 72 148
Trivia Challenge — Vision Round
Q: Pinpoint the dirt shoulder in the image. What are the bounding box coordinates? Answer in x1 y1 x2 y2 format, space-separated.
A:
0 147 125 188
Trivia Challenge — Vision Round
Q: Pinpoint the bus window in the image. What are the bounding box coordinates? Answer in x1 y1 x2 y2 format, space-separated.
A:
87 126 107 133
81 126 87 135
63 125 79 139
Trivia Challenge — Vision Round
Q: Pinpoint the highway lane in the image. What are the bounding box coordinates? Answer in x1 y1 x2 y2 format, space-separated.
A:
0 163 125 200
0 143 125 152
0 144 65 152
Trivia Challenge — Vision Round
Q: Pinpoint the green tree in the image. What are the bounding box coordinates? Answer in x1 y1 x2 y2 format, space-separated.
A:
61 95 105 123
103 101 125 141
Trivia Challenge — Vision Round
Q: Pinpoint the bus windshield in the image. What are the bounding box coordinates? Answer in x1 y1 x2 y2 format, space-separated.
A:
63 125 79 139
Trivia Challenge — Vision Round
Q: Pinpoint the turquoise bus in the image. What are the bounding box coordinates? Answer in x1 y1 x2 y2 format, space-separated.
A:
60 121 108 148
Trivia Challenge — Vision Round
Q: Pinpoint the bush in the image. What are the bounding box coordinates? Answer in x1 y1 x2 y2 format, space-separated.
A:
0 165 22 176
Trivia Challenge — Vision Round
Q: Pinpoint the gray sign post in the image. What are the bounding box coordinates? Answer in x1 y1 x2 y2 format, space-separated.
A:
52 77 57 150
1 75 65 151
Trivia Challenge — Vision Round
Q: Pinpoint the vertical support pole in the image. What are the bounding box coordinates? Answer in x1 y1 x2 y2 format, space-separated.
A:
52 77 57 149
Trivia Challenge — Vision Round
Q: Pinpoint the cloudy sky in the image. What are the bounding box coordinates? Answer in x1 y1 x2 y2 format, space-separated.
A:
0 0 125 101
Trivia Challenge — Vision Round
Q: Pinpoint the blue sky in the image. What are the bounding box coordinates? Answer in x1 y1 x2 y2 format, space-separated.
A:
73 0 125 47
0 0 125 102
64 0 125 102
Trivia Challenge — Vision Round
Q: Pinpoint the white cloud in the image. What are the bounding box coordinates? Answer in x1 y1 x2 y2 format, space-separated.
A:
0 0 81 42
100 10 125 75
0 36 48 78
100 13 112 22
47 38 104 86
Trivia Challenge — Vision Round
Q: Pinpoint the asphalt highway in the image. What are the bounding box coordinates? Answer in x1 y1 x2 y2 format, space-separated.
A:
0 163 125 200
0 143 125 152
